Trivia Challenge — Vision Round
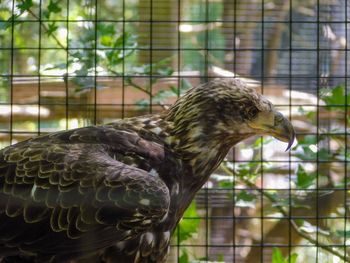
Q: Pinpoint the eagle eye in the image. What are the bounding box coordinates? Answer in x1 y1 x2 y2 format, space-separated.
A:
247 107 259 119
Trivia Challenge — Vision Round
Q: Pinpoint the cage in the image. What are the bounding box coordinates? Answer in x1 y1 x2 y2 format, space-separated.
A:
0 0 349 262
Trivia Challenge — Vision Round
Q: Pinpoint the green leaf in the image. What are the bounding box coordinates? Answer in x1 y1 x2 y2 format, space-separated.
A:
323 85 344 104
17 0 33 13
0 21 11 31
216 254 225 262
0 0 33 30
298 135 317 145
43 0 61 19
208 2 222 20
178 202 200 244
322 85 350 109
297 106 316 122
272 248 285 263
46 22 58 36
100 35 113 46
0 15 22 31
136 99 150 108
47 0 61 14
156 67 174 76
272 248 298 263
296 164 316 189
294 219 304 227
169 86 179 96
289 253 298 263
318 148 332 161
180 78 193 92
113 33 126 48
218 180 234 188
294 135 332 161
236 190 256 202
97 23 116 36
106 49 123 65
179 249 189 263
235 190 256 208
335 230 350 238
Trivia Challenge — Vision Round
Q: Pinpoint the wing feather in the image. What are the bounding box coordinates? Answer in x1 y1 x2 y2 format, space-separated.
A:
0 125 170 260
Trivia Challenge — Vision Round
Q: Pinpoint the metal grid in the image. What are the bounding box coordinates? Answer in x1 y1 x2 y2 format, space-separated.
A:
0 0 349 262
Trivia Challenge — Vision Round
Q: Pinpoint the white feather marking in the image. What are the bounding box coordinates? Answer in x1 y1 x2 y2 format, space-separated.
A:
189 126 203 138
151 127 163 135
149 169 159 177
171 183 179 195
134 250 141 263
160 211 169 223
115 241 126 250
149 121 157 126
133 212 143 218
163 231 171 244
30 184 37 198
142 219 152 225
139 199 150 206
141 232 154 245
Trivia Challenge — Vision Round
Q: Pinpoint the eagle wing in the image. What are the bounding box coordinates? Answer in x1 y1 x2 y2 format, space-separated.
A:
0 125 170 261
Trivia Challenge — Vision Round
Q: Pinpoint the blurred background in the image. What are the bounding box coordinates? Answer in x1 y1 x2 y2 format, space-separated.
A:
0 0 349 262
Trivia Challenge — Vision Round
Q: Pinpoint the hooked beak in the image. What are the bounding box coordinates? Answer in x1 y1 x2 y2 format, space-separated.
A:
270 112 296 151
248 111 296 151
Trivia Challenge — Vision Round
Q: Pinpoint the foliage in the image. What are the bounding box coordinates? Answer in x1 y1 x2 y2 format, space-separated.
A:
179 250 189 263
178 202 200 244
295 164 316 189
0 78 9 103
335 230 350 238
0 0 33 30
182 1 225 72
176 201 201 263
64 25 137 91
272 248 298 263
293 135 332 161
321 85 350 109
136 78 193 108
43 0 62 20
0 0 175 96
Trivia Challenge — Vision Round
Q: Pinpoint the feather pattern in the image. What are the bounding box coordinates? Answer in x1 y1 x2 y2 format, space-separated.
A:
0 125 171 262
0 78 293 262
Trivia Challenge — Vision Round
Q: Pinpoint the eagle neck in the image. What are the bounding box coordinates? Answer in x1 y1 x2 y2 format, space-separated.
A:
166 122 248 179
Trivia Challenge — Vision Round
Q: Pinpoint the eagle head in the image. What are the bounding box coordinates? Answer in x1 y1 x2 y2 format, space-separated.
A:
166 78 295 151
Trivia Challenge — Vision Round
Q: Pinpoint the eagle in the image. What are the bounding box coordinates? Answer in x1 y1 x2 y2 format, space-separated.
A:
0 78 295 263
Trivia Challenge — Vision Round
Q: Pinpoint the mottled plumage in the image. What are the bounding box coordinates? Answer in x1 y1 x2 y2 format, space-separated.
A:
0 78 295 262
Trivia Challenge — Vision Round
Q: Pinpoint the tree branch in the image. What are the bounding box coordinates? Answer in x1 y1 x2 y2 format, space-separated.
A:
26 9 67 50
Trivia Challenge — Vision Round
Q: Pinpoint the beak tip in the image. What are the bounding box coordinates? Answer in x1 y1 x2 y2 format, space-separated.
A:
285 141 293 152
285 130 296 152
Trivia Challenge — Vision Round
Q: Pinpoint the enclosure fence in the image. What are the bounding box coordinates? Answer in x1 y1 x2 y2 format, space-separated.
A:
0 0 349 262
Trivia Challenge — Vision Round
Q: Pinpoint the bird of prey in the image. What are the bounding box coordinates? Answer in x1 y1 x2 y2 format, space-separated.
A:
0 78 295 263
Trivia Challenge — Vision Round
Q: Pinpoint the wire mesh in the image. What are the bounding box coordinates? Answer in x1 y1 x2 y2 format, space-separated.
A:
0 0 349 262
